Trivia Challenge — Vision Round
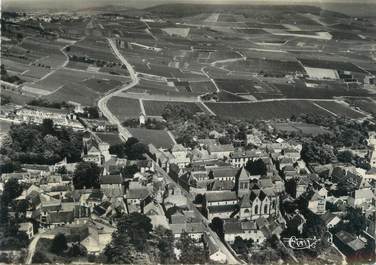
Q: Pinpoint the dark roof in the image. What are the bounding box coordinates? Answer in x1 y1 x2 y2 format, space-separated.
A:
224 220 242 234
335 231 366 251
210 180 235 191
100 175 123 185
206 191 237 202
88 190 104 201
208 167 238 179
47 210 74 224
207 204 238 214
126 188 150 200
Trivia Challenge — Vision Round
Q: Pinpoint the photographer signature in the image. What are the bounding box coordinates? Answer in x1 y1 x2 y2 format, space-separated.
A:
282 235 332 250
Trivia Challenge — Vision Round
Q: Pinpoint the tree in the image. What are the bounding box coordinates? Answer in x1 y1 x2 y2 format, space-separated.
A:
1 178 23 206
68 242 87 257
193 194 204 204
0 159 21 174
73 162 101 189
103 232 136 264
245 158 267 176
116 212 153 250
120 165 139 178
42 119 54 135
232 236 249 255
109 143 127 158
128 142 148 160
103 213 153 263
84 106 99 119
56 165 67 174
50 233 68 254
210 217 224 241
154 226 176 264
301 140 335 164
336 150 353 163
15 199 29 218
176 232 207 264
32 251 51 263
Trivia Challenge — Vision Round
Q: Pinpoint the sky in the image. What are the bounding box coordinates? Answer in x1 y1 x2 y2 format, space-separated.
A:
2 0 376 14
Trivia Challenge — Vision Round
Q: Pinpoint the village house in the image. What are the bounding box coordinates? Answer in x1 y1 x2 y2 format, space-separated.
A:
207 144 235 159
334 230 367 261
223 219 266 244
143 201 169 229
15 105 83 129
229 149 268 168
207 166 239 182
18 222 34 239
348 188 374 209
308 191 326 215
170 144 190 168
125 187 151 213
81 220 115 256
203 232 227 264
204 191 238 221
100 174 124 198
170 222 206 240
320 212 341 229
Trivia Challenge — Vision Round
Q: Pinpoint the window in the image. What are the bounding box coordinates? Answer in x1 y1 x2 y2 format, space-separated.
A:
272 200 276 210
264 204 268 214
254 205 258 215
244 209 250 213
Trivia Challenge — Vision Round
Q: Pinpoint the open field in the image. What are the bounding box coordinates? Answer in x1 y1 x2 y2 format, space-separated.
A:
1 90 35 105
29 68 129 93
96 132 123 145
127 127 175 149
188 81 217 94
216 91 249 102
215 78 279 98
346 98 376 117
218 58 306 76
107 96 142 121
314 101 366 119
298 58 367 73
82 78 123 93
272 80 372 99
273 122 331 136
204 100 348 120
43 83 100 106
143 100 203 116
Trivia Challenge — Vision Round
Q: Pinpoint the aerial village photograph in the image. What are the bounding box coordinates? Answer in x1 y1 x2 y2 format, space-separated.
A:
0 0 375 264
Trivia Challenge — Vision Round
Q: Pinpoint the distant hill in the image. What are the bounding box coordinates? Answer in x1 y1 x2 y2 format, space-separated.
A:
144 3 346 19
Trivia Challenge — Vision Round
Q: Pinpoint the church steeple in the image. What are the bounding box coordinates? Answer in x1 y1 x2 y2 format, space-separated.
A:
237 166 250 198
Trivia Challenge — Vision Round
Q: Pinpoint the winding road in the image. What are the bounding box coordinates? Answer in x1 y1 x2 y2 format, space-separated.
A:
97 38 140 140
96 38 241 264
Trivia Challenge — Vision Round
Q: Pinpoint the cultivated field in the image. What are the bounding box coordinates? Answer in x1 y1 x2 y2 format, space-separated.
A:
127 127 175 149
142 100 204 116
107 97 142 121
205 100 336 120
314 101 366 119
43 83 100 106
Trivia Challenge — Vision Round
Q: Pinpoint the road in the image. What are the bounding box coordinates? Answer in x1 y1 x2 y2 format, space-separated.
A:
97 38 140 140
25 233 55 264
96 38 240 264
201 66 220 93
150 155 242 264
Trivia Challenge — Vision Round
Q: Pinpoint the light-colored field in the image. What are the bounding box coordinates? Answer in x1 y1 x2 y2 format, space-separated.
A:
204 13 220 23
162 27 190 38
29 68 129 93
